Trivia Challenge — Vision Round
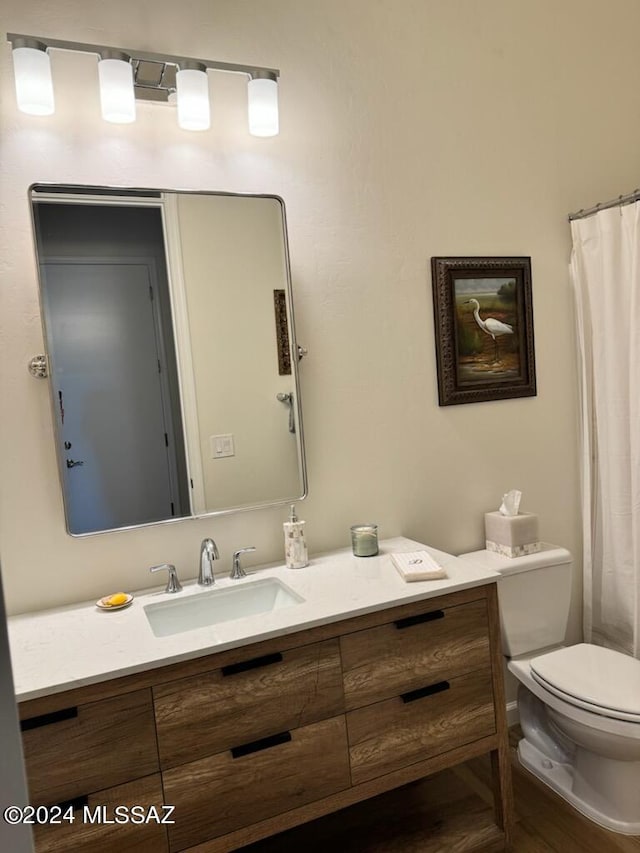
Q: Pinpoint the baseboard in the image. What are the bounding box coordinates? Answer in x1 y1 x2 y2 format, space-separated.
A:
506 700 519 727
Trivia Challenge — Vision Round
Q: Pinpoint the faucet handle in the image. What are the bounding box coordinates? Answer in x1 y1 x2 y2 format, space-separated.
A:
150 563 183 594
231 547 256 580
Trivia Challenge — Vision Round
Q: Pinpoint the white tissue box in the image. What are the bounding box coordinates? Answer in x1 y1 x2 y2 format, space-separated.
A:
484 511 541 558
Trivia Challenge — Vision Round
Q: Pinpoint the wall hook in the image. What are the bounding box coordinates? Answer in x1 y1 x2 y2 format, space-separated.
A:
28 355 48 378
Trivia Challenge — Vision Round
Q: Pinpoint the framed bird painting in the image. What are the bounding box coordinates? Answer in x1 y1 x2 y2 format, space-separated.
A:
431 256 536 405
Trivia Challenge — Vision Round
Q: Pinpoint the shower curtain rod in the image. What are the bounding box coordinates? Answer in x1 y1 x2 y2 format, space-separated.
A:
568 188 640 221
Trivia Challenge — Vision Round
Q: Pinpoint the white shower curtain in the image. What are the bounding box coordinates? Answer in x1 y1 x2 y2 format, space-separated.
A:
570 204 640 657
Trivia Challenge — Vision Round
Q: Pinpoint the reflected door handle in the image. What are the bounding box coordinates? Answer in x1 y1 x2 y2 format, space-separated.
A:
66 459 85 468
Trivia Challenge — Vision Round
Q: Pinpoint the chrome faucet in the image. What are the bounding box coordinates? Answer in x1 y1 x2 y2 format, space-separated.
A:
198 538 220 586
150 563 183 593
231 546 256 580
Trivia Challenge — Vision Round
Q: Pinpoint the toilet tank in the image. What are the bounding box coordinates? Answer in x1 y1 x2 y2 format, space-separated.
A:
457 544 572 657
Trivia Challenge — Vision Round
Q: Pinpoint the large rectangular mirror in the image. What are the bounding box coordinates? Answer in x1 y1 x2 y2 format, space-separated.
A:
30 185 307 535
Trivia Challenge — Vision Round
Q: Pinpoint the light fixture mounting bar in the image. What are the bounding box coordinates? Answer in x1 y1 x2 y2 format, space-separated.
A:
7 32 279 103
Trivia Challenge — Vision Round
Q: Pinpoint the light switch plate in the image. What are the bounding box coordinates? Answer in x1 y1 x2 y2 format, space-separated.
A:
210 434 235 458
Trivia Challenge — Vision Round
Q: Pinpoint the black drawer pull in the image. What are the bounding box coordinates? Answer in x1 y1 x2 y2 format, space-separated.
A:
222 652 283 677
56 795 89 812
401 680 450 703
231 731 292 759
20 706 78 732
394 610 444 629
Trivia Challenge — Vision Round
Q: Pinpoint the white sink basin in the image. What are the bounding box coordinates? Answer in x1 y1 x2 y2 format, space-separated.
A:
144 577 304 638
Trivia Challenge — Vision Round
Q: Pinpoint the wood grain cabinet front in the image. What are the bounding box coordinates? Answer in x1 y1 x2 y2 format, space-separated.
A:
31 774 168 853
346 667 496 784
162 715 351 852
153 639 344 769
21 689 159 807
340 598 491 710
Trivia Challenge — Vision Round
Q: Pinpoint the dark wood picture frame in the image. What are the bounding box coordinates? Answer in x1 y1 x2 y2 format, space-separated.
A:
273 289 291 375
431 256 536 406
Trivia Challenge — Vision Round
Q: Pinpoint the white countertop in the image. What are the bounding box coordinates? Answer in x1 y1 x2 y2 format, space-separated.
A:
8 537 498 702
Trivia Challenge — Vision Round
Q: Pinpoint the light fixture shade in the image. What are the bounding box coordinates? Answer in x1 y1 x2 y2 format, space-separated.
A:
98 58 136 124
12 46 55 116
176 68 210 131
248 76 279 137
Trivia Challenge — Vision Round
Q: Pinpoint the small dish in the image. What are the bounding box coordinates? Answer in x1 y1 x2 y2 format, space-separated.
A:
96 594 134 611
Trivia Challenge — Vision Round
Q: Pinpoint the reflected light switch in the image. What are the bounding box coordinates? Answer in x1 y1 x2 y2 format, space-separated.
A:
211 434 235 458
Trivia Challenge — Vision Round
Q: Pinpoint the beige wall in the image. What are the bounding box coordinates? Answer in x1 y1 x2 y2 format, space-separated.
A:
2 0 640 632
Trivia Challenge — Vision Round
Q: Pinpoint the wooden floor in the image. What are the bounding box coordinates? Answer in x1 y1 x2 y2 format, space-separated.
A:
241 728 640 852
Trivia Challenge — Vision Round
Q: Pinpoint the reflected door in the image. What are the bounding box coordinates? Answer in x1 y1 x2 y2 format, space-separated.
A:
41 259 181 533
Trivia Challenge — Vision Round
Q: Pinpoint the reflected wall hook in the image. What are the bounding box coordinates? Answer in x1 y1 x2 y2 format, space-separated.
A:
276 392 295 433
28 354 48 378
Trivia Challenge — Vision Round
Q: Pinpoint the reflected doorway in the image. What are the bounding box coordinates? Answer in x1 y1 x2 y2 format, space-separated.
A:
34 203 190 533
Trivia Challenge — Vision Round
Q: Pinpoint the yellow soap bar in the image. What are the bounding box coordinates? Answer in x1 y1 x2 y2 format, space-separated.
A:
105 592 128 607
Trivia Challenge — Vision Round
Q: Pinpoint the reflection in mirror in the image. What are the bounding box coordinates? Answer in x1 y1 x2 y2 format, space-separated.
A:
30 186 306 535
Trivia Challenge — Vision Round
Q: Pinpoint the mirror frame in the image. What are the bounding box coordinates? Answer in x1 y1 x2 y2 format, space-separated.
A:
29 183 308 535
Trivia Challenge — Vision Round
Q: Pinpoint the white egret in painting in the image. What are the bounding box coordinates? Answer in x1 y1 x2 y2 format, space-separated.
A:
465 298 513 363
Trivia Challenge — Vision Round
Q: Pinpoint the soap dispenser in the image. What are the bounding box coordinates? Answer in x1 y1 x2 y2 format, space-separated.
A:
284 504 308 569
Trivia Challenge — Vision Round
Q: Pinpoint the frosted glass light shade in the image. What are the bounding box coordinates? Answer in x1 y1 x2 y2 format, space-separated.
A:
248 77 279 137
98 58 136 124
176 68 210 131
12 46 55 116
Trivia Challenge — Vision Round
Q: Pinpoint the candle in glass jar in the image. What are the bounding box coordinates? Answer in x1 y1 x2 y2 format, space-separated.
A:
350 524 379 557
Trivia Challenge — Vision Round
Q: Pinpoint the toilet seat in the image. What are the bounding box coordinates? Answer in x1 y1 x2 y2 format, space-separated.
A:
530 644 640 723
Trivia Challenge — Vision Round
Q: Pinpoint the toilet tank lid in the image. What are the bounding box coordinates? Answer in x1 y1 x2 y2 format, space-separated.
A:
456 543 571 577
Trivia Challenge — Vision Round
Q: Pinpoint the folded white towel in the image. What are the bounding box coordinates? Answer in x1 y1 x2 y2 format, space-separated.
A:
391 551 448 582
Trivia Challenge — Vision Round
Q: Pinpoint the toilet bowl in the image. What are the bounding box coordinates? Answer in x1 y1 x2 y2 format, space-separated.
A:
511 644 640 833
458 544 640 835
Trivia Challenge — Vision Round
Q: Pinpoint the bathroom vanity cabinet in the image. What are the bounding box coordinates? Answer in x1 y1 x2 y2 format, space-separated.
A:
18 583 513 852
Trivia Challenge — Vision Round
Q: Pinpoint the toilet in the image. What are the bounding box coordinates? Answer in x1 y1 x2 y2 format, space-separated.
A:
458 544 640 835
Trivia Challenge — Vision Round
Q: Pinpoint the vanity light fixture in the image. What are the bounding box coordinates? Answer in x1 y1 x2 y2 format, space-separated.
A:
248 71 279 137
10 37 55 115
7 32 279 137
98 51 136 124
175 63 210 131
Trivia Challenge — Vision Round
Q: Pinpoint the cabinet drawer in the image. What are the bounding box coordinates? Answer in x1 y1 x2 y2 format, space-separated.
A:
162 715 351 851
22 689 159 806
32 774 168 853
347 668 495 785
340 598 490 710
153 639 344 768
